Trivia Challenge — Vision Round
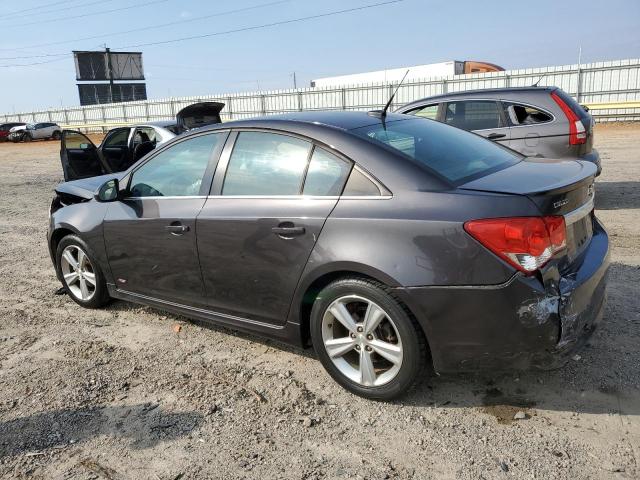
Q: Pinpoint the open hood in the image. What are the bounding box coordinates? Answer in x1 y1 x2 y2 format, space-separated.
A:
176 102 225 131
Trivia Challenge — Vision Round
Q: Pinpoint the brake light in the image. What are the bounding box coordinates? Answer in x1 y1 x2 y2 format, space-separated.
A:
551 91 586 145
464 216 567 273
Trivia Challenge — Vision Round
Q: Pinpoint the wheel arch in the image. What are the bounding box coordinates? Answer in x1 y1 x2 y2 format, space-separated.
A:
292 263 432 362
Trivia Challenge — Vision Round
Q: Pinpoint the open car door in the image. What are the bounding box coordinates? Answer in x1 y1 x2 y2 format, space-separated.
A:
176 102 225 133
60 130 112 182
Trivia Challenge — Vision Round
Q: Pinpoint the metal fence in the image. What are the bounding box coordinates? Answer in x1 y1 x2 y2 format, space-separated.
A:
2 58 640 131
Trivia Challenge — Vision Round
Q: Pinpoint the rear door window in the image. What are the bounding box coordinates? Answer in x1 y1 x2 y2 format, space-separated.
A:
444 100 502 131
222 132 311 195
505 103 553 125
102 129 129 148
302 148 352 196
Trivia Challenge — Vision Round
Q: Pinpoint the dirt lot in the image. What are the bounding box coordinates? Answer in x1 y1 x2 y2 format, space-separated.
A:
0 125 639 479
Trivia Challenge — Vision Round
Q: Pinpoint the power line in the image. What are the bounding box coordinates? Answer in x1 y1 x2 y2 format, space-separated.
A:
1 0 171 28
0 56 70 68
4 0 82 16
0 0 403 68
0 0 291 52
1 0 119 20
115 0 404 49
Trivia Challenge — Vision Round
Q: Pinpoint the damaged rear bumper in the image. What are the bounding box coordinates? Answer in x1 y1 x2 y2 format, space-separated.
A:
395 218 610 374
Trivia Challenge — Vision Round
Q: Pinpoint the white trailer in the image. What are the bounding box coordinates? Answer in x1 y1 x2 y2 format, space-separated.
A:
311 61 466 88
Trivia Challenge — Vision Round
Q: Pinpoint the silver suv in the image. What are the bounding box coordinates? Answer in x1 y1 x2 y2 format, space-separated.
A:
397 87 600 174
9 122 62 142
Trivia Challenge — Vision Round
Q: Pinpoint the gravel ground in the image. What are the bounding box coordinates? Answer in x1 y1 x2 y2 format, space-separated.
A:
0 125 639 479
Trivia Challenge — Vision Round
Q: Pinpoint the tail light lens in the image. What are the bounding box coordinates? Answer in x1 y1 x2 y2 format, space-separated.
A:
551 91 586 145
464 216 567 273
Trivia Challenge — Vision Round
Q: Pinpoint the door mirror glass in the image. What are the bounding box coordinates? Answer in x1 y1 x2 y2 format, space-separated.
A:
79 143 90 150
96 178 119 202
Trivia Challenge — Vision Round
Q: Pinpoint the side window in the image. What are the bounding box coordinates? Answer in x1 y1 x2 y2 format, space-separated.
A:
303 148 352 196
342 168 381 196
407 103 439 120
133 127 157 146
102 129 129 148
444 101 501 131
506 103 553 125
129 133 222 197
223 132 311 196
64 132 93 150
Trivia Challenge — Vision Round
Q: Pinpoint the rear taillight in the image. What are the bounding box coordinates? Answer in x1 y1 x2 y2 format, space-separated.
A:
464 216 567 274
551 91 586 145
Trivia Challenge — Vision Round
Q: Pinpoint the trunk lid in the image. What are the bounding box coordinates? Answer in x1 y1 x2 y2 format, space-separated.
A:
176 102 225 132
460 157 597 264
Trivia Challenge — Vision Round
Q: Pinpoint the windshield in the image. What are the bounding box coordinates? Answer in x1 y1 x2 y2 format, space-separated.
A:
351 118 522 184
26 123 36 129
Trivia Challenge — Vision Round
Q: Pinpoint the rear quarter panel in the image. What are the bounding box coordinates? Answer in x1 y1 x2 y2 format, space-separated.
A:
294 189 540 294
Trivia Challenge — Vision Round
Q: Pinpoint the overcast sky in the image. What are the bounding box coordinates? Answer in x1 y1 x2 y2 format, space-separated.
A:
1 0 638 113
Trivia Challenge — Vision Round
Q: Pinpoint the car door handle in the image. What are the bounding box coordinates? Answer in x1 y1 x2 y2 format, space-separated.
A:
271 225 305 237
487 133 506 140
165 223 190 235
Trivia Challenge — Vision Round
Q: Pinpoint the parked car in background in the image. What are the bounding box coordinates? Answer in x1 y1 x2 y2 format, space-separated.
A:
0 122 26 142
59 102 224 181
397 87 601 174
9 122 62 142
48 110 608 400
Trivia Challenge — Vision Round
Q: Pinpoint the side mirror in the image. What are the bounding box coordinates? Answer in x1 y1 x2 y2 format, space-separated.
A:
96 178 120 202
79 143 90 150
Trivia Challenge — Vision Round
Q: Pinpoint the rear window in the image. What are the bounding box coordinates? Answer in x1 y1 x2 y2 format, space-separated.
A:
351 118 522 184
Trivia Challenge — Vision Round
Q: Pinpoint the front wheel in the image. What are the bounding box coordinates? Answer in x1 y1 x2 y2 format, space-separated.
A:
310 277 426 400
55 235 110 308
52 131 61 140
22 133 32 142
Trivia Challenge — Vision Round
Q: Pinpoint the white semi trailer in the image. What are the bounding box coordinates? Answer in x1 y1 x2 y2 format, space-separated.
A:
311 60 503 88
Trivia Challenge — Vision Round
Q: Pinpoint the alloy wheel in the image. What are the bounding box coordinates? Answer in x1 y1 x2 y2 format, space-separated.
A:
60 245 96 301
321 295 403 387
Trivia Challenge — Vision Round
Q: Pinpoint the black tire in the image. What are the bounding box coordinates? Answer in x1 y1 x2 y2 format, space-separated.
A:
52 131 61 140
22 133 32 142
55 234 110 309
310 277 427 400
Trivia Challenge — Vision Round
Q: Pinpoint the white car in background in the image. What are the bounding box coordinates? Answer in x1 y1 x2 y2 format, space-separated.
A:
9 122 62 142
60 102 225 181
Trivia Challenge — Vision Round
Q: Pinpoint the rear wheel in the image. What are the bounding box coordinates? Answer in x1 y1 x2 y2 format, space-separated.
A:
310 277 426 400
56 235 110 308
52 131 61 140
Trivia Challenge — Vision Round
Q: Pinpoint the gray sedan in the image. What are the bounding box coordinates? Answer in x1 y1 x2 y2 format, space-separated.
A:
48 111 609 400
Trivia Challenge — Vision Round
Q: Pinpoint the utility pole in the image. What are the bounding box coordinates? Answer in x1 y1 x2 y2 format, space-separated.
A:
293 71 297 89
105 46 115 104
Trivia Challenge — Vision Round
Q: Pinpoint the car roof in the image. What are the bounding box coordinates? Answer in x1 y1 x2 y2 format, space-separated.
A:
200 110 410 133
144 120 178 128
398 86 557 110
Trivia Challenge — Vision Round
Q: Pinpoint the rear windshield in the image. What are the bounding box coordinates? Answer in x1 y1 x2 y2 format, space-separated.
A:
351 118 522 184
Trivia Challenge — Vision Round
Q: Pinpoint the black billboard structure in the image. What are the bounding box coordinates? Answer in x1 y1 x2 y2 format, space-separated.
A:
73 49 147 105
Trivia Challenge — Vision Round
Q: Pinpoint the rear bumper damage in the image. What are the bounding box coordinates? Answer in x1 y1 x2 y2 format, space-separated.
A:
396 218 610 374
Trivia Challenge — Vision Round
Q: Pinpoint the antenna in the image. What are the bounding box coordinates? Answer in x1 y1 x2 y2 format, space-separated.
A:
370 69 410 119
531 74 545 87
